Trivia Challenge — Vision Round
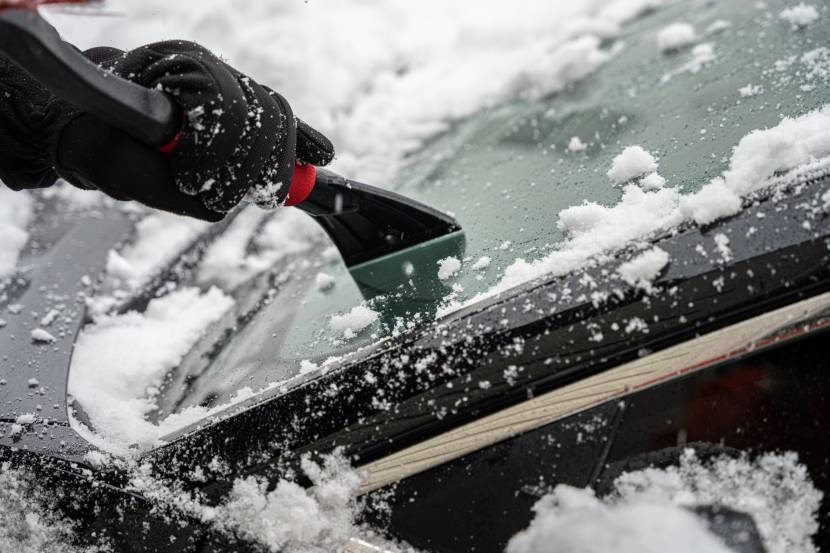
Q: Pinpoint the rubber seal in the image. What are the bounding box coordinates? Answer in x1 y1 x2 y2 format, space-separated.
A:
284 163 316 206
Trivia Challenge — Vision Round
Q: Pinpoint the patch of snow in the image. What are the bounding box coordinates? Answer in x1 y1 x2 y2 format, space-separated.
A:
607 146 659 184
0 465 96 553
458 105 830 311
660 43 717 84
0 187 33 280
568 136 588 152
705 20 733 34
617 247 670 291
472 256 492 271
106 213 208 291
739 84 764 97
68 287 234 454
30 328 56 344
328 305 378 339
656 23 696 53
779 3 819 28
507 486 732 553
437 256 462 280
15 414 36 425
639 172 666 191
47 0 665 186
508 450 820 553
315 272 336 292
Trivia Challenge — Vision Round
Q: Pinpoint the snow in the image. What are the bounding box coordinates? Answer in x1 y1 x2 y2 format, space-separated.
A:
0 465 98 553
656 23 696 53
437 256 462 280
454 104 830 310
617 247 670 291
568 136 588 152
607 146 659 184
660 43 717 84
639 172 666 191
472 256 492 271
0 186 33 280
30 328 57 344
68 287 234 453
328 305 379 340
198 208 321 289
779 3 820 28
508 450 821 553
106 213 208 290
739 84 764 97
315 272 336 292
507 487 732 553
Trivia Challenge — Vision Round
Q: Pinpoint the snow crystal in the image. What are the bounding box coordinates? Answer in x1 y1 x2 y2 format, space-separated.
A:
437 256 462 280
617 247 670 291
68 287 234 454
656 23 696 53
779 3 819 28
30 328 57 344
328 305 378 339
568 136 588 152
607 146 659 184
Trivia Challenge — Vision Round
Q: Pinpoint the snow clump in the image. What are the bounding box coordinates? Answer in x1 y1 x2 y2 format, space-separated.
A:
507 486 733 553
508 450 821 553
568 136 588 152
328 305 378 339
607 146 659 184
617 247 670 291
68 286 234 454
656 23 696 53
30 328 57 344
779 3 820 28
437 256 462 280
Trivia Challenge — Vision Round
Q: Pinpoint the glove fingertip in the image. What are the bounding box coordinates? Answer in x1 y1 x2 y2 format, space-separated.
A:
296 118 335 166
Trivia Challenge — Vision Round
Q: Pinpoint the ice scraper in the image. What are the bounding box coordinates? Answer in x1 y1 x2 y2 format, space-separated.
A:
0 1 464 298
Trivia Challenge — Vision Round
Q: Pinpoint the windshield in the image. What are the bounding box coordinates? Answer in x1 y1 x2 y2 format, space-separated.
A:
65 0 830 437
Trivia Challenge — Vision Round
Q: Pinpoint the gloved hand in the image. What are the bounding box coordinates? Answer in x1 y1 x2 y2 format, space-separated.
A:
0 41 334 221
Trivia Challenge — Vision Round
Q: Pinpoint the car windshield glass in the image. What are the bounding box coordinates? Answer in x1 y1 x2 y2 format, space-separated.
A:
160 0 830 419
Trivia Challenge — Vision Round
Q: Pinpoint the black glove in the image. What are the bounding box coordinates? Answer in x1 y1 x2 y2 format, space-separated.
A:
0 41 334 221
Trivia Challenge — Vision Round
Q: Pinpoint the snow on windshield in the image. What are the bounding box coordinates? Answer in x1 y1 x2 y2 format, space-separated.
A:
1 0 828 550
41 0 673 454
